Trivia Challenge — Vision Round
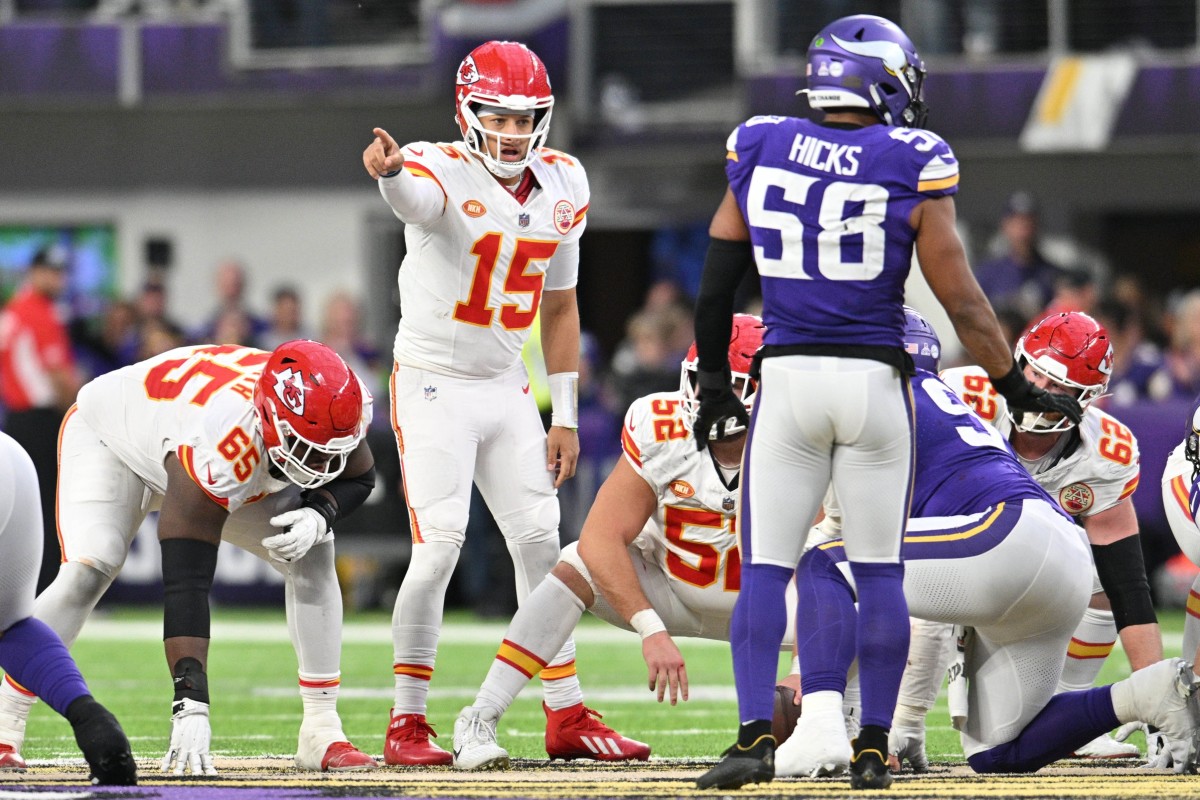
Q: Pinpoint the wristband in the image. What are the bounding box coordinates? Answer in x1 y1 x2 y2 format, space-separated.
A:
989 361 1025 396
380 169 403 178
549 371 579 429
630 608 666 640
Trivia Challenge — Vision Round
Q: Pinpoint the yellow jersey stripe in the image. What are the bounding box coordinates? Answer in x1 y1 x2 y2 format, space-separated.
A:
917 174 960 192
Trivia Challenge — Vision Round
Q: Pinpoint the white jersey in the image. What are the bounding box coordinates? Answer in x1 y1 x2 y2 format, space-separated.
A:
76 344 290 512
940 366 1140 518
381 141 589 378
620 392 741 618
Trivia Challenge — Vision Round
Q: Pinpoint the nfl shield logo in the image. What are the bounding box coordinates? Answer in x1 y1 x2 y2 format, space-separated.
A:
722 496 735 511
423 385 437 401
518 212 530 229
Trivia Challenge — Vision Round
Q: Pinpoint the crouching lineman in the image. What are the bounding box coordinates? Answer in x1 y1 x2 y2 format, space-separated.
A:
0 431 136 785
0 340 377 775
778 309 1199 780
450 315 774 770
888 311 1162 766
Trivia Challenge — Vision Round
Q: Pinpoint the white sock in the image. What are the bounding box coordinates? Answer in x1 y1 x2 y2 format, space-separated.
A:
477 574 584 715
1057 607 1116 693
391 542 459 715
1184 574 1200 663
298 671 341 731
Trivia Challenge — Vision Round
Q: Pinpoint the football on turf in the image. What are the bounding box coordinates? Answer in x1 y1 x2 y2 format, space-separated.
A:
772 684 801 744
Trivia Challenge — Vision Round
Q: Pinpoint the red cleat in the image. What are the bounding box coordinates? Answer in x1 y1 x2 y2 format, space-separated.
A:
321 741 377 771
0 743 26 771
384 711 452 766
544 702 651 762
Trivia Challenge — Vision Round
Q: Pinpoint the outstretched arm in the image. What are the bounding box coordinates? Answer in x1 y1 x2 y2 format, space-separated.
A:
577 458 688 703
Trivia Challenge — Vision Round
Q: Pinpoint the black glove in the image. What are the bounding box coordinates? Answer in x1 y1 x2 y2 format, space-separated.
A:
991 362 1083 425
694 369 749 452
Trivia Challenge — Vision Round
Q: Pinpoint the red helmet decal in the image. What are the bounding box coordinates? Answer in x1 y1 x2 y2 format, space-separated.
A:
272 367 306 415
457 55 480 86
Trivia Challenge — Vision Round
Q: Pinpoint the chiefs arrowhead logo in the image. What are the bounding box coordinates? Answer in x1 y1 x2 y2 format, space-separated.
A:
462 199 487 218
457 56 480 85
553 200 575 235
272 367 306 415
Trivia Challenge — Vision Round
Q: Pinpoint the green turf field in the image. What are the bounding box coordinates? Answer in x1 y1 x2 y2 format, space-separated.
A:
16 605 1185 764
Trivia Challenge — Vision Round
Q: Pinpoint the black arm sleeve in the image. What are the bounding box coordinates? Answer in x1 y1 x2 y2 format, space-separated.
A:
694 237 754 375
1091 535 1158 630
303 464 376 528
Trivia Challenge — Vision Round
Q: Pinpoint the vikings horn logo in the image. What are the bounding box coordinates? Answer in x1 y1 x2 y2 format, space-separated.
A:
272 367 306 415
457 56 480 85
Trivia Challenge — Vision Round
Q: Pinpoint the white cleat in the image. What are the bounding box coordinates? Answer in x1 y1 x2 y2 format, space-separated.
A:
452 706 509 771
775 711 852 778
1125 659 1199 747
1071 732 1140 759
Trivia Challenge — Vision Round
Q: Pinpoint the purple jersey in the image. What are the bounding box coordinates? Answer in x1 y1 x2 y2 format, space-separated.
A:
725 117 959 348
910 370 1065 520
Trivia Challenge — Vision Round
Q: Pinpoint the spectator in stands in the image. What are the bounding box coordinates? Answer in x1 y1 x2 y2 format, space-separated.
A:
319 291 382 407
1148 290 1200 401
974 191 1065 321
607 306 689 415
212 308 257 347
71 299 139 380
260 285 311 352
137 317 188 360
1094 298 1163 407
0 246 84 593
197 259 267 347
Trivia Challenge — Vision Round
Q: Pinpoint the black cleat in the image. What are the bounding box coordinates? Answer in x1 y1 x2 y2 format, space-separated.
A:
850 725 892 790
67 697 138 786
696 735 775 790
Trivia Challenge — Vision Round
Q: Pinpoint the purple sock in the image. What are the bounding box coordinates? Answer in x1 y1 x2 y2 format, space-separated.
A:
850 561 909 729
968 686 1120 773
795 548 857 695
731 562 792 722
0 617 91 717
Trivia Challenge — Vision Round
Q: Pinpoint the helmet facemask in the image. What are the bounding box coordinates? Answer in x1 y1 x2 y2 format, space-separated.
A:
459 101 552 180
259 399 360 489
1007 354 1108 434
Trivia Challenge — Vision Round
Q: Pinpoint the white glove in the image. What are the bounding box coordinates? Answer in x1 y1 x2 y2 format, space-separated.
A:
161 698 217 776
888 722 929 773
1115 722 1194 772
263 508 331 563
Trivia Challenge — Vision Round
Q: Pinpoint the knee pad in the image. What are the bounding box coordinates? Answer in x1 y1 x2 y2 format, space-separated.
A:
495 493 560 544
556 542 598 597
414 497 471 544
403 541 462 592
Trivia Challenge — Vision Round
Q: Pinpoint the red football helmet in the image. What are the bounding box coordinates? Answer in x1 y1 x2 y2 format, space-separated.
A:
1011 311 1113 433
680 314 766 438
253 339 370 489
454 40 553 179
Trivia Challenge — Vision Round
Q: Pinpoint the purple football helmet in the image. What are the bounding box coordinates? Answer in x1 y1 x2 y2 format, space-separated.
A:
802 14 928 128
903 306 941 372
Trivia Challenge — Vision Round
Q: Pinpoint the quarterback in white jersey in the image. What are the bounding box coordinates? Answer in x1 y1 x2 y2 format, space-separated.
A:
363 40 588 766
448 317 800 771
892 311 1164 770
0 341 378 775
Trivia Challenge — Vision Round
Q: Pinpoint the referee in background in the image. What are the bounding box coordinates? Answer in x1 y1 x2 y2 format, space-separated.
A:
0 245 83 593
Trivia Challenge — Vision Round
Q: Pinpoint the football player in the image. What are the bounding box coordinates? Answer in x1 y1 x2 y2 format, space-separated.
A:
907 311 1162 763
0 340 376 775
0 431 136 785
692 14 1080 792
1161 399 1200 747
779 307 1200 777
451 316 780 770
361 41 591 765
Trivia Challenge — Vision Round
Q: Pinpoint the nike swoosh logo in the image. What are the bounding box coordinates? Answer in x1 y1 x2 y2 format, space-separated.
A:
628 422 636 432
410 147 424 156
522 384 530 394
206 465 217 486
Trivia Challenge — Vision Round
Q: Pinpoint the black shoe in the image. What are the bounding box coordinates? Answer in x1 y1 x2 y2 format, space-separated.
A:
696 736 775 790
850 725 892 790
67 697 138 786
